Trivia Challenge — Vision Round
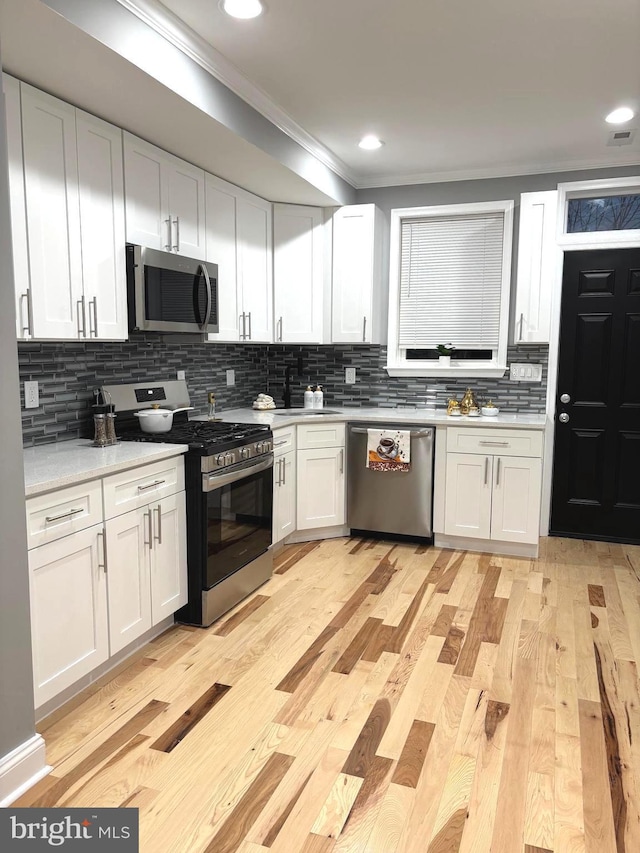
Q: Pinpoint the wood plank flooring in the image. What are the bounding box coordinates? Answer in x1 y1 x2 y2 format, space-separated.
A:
16 536 640 853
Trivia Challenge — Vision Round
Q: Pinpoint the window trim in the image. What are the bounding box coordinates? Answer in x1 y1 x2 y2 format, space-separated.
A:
386 200 514 378
556 176 640 249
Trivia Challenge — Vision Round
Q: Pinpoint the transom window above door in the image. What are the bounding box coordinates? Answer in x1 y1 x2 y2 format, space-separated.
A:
386 200 514 378
558 176 640 249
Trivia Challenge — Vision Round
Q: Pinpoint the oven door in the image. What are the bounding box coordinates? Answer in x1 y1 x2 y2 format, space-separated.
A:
202 454 273 590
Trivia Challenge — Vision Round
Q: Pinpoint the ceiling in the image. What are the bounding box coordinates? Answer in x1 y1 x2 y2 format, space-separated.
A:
155 0 640 186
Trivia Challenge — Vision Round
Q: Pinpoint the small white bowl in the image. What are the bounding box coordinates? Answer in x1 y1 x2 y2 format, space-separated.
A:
481 406 499 417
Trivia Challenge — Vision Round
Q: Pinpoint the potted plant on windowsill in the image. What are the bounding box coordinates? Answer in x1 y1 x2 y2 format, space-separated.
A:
436 343 455 367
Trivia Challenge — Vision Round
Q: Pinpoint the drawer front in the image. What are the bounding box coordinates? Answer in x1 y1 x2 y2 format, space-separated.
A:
446 427 543 458
273 426 296 457
103 456 185 519
297 422 345 450
26 480 103 549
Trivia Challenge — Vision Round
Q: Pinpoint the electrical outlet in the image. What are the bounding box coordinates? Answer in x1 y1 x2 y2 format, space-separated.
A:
226 369 235 387
345 367 356 384
176 370 186 380
509 363 542 382
24 380 39 409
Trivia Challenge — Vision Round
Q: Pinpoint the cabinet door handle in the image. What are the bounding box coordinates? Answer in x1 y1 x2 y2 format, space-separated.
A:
282 457 286 485
247 311 252 340
147 509 154 550
239 313 246 339
137 479 166 491
165 217 172 251
484 457 489 485
339 449 344 474
76 297 86 338
362 315 367 342
518 312 524 341
45 507 83 523
496 458 501 487
20 289 32 337
278 316 283 341
88 296 98 337
173 216 180 252
154 504 162 544
97 529 106 573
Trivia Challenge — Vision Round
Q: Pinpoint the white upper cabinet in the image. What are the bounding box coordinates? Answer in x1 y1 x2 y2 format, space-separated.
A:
3 74 31 340
205 174 239 342
21 83 84 339
237 191 273 342
205 175 272 343
513 190 558 344
273 204 324 343
76 110 127 339
13 80 126 341
123 132 206 259
331 204 385 344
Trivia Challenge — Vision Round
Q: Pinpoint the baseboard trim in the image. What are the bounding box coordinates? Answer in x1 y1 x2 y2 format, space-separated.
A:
284 525 350 544
0 734 51 807
434 534 539 558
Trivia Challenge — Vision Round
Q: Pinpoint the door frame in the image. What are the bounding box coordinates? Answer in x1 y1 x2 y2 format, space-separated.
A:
540 176 640 535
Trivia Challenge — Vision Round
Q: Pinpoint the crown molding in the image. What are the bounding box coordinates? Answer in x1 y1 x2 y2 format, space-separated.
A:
353 151 640 189
115 0 356 187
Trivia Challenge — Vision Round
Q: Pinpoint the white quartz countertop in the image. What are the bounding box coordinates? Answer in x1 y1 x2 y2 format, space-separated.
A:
23 440 189 497
198 407 548 431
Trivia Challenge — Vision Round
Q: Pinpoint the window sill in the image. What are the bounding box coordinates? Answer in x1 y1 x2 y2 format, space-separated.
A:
385 364 508 379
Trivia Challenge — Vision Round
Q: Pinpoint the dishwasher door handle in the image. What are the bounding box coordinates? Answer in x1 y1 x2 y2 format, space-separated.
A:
349 427 433 438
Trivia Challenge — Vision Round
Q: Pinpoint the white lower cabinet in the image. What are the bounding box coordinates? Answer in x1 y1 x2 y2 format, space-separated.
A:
29 524 109 707
444 428 543 546
297 446 346 530
273 451 296 543
26 456 188 708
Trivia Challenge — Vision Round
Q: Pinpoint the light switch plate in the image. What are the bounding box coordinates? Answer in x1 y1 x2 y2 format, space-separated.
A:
24 380 39 408
510 363 542 382
345 368 356 384
226 369 235 386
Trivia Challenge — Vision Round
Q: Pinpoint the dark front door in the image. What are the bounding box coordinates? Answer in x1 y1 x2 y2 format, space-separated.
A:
551 247 640 543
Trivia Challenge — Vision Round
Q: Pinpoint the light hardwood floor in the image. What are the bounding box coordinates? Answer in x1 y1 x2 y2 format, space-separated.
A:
16 536 640 853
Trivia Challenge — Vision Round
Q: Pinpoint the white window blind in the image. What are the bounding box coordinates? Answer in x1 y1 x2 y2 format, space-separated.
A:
398 212 505 349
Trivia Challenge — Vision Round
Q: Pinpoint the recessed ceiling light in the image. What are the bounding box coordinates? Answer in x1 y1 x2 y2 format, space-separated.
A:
221 0 264 19
605 106 635 124
359 135 384 150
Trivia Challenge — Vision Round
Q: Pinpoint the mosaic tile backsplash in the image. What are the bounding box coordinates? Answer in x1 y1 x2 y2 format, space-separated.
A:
18 338 549 446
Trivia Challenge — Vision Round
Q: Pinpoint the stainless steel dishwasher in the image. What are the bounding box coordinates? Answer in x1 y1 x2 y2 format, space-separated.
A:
347 423 435 539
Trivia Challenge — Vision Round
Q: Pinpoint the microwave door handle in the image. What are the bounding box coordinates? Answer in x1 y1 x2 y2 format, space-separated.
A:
199 263 213 330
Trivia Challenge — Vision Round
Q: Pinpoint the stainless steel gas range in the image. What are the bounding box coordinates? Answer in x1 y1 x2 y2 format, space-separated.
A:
103 380 273 627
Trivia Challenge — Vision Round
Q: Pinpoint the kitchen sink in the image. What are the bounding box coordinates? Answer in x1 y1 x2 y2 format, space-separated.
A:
273 409 342 416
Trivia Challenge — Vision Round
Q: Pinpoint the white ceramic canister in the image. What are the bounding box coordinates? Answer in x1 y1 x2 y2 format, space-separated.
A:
304 386 314 409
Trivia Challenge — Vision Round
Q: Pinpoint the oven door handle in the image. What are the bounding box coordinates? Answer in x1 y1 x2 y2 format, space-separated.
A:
202 454 273 492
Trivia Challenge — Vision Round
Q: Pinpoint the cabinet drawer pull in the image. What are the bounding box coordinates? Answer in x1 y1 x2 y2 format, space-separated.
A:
274 439 288 447
45 507 84 523
479 441 509 447
137 479 166 492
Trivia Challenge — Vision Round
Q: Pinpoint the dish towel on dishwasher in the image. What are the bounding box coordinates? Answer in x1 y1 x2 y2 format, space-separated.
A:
366 429 411 472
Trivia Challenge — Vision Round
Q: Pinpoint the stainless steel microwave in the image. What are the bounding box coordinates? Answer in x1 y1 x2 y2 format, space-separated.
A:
127 244 219 334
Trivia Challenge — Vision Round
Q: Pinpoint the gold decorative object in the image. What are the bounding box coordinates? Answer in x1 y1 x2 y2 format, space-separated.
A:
447 398 461 416
460 388 477 415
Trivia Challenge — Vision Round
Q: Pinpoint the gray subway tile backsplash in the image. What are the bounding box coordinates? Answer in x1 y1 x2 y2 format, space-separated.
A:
18 336 549 446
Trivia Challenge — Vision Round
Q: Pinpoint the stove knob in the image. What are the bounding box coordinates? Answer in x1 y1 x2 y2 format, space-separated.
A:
225 452 235 466
216 453 226 467
240 447 251 460
256 442 263 454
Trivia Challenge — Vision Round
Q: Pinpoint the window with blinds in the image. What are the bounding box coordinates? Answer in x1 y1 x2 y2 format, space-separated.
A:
399 212 504 350
387 201 513 377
